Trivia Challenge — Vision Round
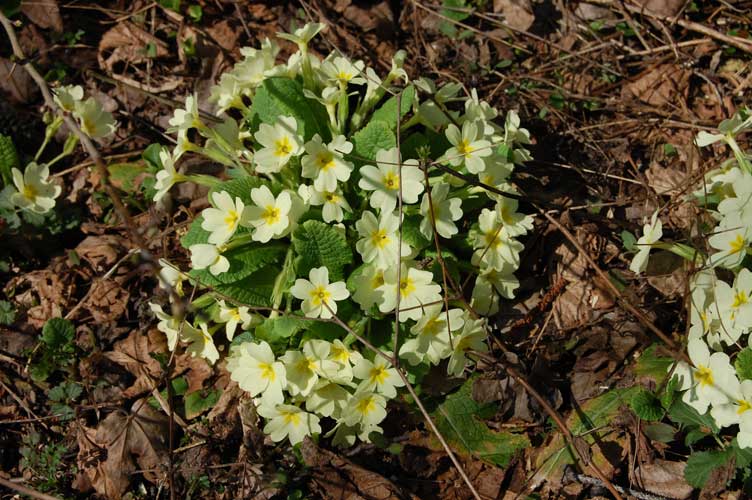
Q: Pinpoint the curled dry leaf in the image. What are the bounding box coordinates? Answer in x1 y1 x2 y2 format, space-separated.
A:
75 235 129 272
104 328 166 398
623 64 691 108
76 400 169 499
301 438 421 500
0 58 37 103
635 460 693 500
98 21 168 71
21 0 63 32
81 278 130 323
493 0 535 31
8 269 73 328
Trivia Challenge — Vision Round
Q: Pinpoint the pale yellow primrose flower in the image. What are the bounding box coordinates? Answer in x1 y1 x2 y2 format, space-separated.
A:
228 340 286 406
711 379 752 428
153 149 182 202
201 191 248 245
321 55 366 86
74 97 117 138
708 215 750 269
358 147 424 214
327 339 364 384
168 94 201 132
182 322 220 365
470 264 520 316
281 340 339 397
674 338 737 415
53 84 84 113
157 259 186 297
276 22 326 51
419 183 463 240
305 380 350 418
10 162 61 214
400 305 464 366
189 243 230 276
355 210 411 268
350 264 387 312
290 266 349 319
444 120 492 174
243 185 292 243
257 403 321 445
713 268 752 345
342 390 387 427
149 303 181 351
447 316 488 377
301 134 354 192
217 299 257 341
353 354 404 398
471 208 524 270
297 184 351 223
253 116 303 174
629 210 662 274
378 263 442 322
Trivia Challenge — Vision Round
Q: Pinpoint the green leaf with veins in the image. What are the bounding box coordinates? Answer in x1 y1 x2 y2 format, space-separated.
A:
370 85 415 131
292 220 353 282
351 120 395 163
432 377 529 467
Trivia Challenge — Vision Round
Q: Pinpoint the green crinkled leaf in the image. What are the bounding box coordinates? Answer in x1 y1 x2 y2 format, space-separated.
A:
629 389 665 421
684 450 733 488
184 389 220 419
370 85 415 131
0 300 16 325
736 347 752 380
256 316 308 344
209 176 263 206
42 318 75 350
213 265 277 307
634 344 674 381
180 215 210 248
668 399 719 433
0 134 19 186
248 77 331 142
401 214 431 253
352 120 395 162
534 387 638 485
292 220 353 282
432 377 529 467
190 242 287 286
142 143 164 170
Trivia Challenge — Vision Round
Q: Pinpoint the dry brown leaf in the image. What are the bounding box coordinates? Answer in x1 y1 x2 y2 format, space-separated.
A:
632 0 685 17
493 0 535 31
75 235 129 273
82 401 169 499
8 269 72 328
82 278 130 323
98 22 169 72
104 329 166 397
0 57 37 103
21 0 63 32
207 20 241 52
623 64 690 107
635 460 693 500
301 438 420 500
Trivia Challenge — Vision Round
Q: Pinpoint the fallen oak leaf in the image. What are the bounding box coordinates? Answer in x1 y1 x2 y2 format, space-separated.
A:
104 329 166 398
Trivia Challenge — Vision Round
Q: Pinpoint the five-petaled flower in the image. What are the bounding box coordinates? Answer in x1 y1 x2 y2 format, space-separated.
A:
290 266 350 319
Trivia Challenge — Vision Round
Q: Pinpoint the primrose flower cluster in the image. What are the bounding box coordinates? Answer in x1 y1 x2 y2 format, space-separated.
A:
1 85 115 222
631 108 752 448
149 23 533 446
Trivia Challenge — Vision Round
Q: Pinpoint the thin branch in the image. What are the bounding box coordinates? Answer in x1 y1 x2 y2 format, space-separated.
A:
0 476 60 500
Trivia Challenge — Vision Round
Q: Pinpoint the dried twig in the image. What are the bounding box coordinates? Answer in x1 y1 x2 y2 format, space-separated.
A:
0 476 60 500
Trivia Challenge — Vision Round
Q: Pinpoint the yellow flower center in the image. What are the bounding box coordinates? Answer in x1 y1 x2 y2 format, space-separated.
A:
331 345 349 363
457 139 474 157
258 362 276 382
399 276 415 298
282 411 301 426
383 171 400 191
729 234 747 254
695 365 714 387
224 209 239 230
274 136 293 157
423 318 440 337
356 396 376 415
371 229 390 249
370 365 389 385
484 231 501 248
317 153 335 171
732 291 749 309
325 192 339 203
337 71 353 82
262 205 281 225
370 272 385 289
23 184 37 199
310 285 331 306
